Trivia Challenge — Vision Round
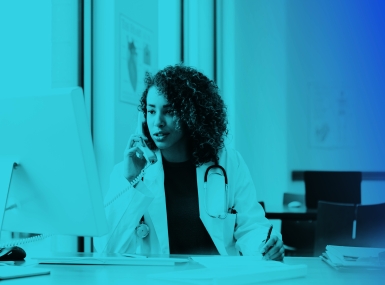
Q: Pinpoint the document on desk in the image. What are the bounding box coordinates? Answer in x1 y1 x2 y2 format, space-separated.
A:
0 266 50 280
321 245 385 269
33 255 189 266
147 256 307 285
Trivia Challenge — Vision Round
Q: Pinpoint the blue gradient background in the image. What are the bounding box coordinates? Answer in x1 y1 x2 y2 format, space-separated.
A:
0 0 384 266
285 0 385 192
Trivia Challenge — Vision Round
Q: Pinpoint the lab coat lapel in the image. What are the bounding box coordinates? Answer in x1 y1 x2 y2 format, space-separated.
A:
144 150 170 253
196 162 228 255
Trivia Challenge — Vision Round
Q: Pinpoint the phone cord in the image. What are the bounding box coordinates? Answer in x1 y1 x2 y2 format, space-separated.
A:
0 234 53 249
104 163 152 208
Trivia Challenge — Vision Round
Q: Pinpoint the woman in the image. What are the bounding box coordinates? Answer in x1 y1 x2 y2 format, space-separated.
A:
94 64 284 260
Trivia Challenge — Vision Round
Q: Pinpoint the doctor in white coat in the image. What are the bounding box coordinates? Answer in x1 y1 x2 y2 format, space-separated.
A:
94 64 284 260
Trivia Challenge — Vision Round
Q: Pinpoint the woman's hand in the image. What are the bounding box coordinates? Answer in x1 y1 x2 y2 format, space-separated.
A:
259 235 284 261
123 134 148 182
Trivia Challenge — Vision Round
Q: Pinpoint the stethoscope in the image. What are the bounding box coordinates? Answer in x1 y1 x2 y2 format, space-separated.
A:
203 164 229 219
135 164 231 239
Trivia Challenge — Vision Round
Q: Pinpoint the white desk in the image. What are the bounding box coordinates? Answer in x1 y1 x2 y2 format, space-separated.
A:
5 256 385 284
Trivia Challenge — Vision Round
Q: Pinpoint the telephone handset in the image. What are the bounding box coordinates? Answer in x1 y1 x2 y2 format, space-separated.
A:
133 112 157 165
133 137 157 165
104 113 156 208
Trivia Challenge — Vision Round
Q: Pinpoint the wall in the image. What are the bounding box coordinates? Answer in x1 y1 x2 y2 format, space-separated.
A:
286 0 385 204
216 0 236 147
232 1 288 207
0 0 81 252
183 0 214 79
158 0 181 69
231 0 385 206
94 0 184 195
1 1 51 96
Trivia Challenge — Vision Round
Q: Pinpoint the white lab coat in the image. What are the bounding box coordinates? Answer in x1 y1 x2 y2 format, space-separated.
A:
94 147 281 256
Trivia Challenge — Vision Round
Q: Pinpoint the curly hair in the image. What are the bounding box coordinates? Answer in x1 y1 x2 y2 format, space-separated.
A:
138 64 228 166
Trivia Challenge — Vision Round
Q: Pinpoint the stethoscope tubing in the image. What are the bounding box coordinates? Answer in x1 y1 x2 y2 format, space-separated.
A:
136 164 230 238
203 164 229 219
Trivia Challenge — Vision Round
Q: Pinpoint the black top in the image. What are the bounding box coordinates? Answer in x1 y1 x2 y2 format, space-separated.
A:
162 156 219 255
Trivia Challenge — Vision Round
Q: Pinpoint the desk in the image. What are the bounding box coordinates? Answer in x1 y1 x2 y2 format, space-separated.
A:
265 205 317 221
6 256 384 285
265 205 317 256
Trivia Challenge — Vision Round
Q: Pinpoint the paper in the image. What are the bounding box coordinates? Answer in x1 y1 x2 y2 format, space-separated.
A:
147 263 307 285
147 257 307 285
33 256 189 266
322 246 385 269
0 266 50 280
191 256 280 269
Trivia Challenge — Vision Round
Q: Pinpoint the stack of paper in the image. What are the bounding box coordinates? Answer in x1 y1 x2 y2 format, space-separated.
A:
321 245 385 269
147 256 307 285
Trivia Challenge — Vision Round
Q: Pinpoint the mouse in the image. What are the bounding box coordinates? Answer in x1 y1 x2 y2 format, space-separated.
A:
0 246 26 261
288 201 302 208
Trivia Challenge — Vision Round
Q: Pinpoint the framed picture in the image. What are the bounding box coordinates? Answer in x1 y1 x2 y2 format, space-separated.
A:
119 14 155 105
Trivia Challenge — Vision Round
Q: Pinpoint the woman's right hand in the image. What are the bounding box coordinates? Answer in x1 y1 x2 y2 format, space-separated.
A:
123 134 148 182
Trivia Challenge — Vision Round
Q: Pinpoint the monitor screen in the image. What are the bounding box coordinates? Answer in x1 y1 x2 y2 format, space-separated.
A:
0 88 108 237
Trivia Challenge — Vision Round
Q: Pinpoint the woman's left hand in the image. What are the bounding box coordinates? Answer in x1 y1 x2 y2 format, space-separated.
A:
259 235 284 261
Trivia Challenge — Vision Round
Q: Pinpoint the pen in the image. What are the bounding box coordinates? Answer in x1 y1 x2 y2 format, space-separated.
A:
265 224 273 244
262 225 273 257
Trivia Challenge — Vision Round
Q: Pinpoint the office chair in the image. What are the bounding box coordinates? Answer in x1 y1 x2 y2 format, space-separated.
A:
313 201 357 257
304 171 362 209
356 202 385 248
281 193 315 257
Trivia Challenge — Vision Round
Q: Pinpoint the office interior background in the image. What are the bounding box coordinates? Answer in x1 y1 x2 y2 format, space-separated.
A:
1 0 384 253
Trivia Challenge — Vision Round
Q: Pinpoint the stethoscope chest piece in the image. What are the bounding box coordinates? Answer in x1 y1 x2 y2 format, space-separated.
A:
135 223 150 238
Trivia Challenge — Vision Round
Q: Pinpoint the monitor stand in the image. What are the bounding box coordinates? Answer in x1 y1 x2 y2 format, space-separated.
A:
0 160 51 279
0 159 18 240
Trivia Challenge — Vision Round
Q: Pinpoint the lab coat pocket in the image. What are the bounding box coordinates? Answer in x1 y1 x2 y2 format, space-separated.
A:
223 213 237 247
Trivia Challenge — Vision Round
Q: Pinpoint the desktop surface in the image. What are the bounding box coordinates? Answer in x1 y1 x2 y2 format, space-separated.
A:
4 255 384 285
265 204 318 220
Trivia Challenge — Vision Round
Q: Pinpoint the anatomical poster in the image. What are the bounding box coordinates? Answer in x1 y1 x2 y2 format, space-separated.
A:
308 83 356 149
120 14 154 105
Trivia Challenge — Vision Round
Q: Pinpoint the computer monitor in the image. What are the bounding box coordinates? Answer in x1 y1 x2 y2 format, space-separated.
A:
0 87 108 239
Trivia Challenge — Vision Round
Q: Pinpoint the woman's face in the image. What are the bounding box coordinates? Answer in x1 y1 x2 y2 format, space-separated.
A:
146 87 188 157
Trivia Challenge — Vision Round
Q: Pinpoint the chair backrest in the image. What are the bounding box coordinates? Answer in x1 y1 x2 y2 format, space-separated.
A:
304 171 362 209
355 202 385 248
314 201 356 256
